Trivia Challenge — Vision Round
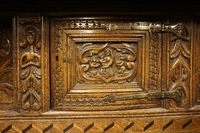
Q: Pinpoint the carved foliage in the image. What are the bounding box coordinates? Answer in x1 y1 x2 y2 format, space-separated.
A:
169 24 190 107
19 20 42 113
78 43 136 84
0 31 13 103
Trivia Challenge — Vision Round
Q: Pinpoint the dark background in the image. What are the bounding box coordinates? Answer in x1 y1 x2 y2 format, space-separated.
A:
0 0 200 12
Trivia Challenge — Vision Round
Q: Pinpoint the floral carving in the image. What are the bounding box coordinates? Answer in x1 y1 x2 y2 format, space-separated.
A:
78 43 136 83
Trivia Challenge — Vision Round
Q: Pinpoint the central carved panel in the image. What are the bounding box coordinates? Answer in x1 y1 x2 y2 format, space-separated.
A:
51 18 161 110
78 43 137 84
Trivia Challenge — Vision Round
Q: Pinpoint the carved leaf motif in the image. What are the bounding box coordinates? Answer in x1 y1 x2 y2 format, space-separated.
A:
79 43 108 64
20 68 31 79
32 69 41 79
181 41 190 58
170 39 181 59
170 39 190 59
21 76 41 111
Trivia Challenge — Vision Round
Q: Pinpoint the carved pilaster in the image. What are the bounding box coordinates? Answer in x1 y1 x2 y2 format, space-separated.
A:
167 16 191 108
17 14 49 114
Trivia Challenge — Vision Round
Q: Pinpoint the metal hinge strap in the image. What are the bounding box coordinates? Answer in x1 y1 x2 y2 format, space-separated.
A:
103 88 182 103
106 22 186 38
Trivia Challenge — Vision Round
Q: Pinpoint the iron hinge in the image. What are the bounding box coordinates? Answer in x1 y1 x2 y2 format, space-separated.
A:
103 88 182 103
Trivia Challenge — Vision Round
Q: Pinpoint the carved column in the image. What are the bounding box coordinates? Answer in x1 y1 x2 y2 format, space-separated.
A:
17 14 49 113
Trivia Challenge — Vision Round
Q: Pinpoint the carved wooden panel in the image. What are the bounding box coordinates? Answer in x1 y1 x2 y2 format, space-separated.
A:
51 18 163 110
165 15 192 109
17 14 50 114
0 17 16 110
1 10 200 133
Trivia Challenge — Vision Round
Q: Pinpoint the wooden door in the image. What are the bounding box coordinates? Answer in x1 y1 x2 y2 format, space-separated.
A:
0 12 200 133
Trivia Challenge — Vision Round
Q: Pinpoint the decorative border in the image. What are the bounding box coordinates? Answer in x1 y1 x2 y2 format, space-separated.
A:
1 116 200 133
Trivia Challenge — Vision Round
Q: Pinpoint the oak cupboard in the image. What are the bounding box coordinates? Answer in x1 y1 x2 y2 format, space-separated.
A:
0 2 200 132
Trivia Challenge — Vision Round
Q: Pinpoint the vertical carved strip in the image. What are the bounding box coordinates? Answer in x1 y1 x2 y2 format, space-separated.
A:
148 33 158 91
195 18 200 105
17 14 49 113
52 21 65 107
168 21 191 108
0 31 13 103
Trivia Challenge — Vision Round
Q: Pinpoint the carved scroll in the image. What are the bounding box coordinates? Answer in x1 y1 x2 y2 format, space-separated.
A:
0 32 13 103
18 15 49 113
78 43 136 84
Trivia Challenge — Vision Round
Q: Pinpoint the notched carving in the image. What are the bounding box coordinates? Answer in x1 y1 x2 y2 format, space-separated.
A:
78 43 136 83
19 15 41 24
